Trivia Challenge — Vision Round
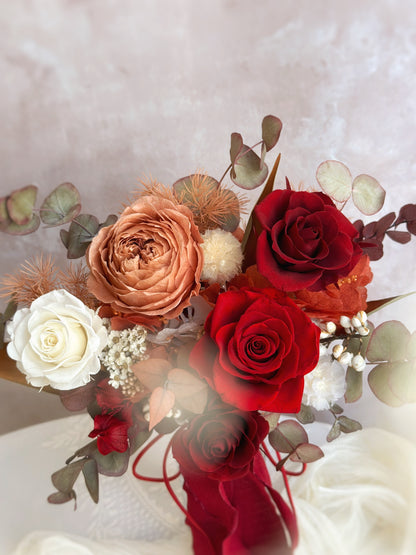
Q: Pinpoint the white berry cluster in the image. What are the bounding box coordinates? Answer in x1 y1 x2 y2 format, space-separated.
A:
339 310 370 337
331 311 369 372
100 325 147 390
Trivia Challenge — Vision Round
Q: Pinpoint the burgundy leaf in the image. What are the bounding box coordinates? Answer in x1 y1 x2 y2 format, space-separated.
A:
386 230 412 244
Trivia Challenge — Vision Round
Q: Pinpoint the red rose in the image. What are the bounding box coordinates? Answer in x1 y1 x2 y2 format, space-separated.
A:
190 288 320 412
255 189 362 292
172 403 268 481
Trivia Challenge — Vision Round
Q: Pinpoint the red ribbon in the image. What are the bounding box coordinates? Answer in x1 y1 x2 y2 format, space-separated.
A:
132 435 300 555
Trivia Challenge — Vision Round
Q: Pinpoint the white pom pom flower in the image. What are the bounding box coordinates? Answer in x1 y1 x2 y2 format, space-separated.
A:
303 355 346 411
200 229 243 284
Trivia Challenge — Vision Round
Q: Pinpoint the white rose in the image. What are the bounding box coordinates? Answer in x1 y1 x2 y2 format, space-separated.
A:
6 289 108 390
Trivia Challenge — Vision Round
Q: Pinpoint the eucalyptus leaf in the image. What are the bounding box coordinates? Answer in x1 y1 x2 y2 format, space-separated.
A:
366 320 410 362
0 197 9 227
230 132 244 166
100 214 118 229
129 428 151 455
6 185 38 225
241 153 281 257
344 366 363 403
387 360 416 404
60 228 70 248
40 182 81 226
295 403 315 424
82 458 99 503
337 415 362 433
261 115 282 152
330 403 344 415
64 214 100 259
47 491 75 504
230 144 268 190
3 299 18 321
290 443 324 464
326 420 341 442
268 420 309 453
368 362 404 407
316 160 352 202
51 460 86 493
3 213 40 235
93 448 130 477
407 332 416 360
352 174 386 215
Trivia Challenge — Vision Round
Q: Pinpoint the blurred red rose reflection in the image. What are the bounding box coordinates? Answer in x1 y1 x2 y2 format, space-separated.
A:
172 403 268 481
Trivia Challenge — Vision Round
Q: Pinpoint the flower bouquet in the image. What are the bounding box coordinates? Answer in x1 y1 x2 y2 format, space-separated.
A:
1 116 415 554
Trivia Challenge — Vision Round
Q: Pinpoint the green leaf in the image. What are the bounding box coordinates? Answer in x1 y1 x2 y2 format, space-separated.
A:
344 366 363 403
82 458 99 503
295 403 315 424
241 153 281 262
407 332 416 360
60 228 70 248
40 182 81 226
268 420 309 453
330 403 344 415
3 213 40 235
368 362 404 407
326 420 341 442
230 144 268 190
337 415 362 433
99 214 118 229
3 299 18 321
47 491 75 504
366 320 410 362
261 115 282 152
6 185 38 225
290 443 324 464
387 360 416 404
316 160 352 202
93 449 130 477
129 428 151 455
261 412 280 430
0 197 11 231
352 174 386 215
230 133 244 166
51 460 86 493
64 214 100 259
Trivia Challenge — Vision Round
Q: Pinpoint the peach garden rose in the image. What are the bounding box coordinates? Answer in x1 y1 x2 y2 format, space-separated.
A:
87 196 203 325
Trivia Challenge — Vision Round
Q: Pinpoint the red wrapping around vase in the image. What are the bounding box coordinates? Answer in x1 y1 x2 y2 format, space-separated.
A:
181 453 297 555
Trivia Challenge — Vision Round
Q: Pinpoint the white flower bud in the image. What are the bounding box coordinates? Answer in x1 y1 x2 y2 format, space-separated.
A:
357 311 367 325
351 316 361 329
358 326 370 336
332 344 344 359
339 352 353 366
351 354 366 372
340 316 351 329
326 321 336 334
320 330 330 339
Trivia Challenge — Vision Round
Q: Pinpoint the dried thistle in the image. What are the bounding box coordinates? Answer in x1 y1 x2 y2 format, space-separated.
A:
0 255 59 305
135 177 179 204
175 172 248 233
58 263 98 309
